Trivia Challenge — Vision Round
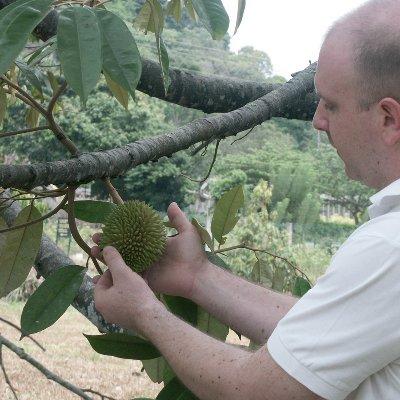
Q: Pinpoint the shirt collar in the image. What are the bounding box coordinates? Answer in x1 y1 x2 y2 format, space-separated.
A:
368 178 400 219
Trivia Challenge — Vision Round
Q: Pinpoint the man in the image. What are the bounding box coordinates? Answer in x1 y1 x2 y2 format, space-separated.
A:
91 0 400 398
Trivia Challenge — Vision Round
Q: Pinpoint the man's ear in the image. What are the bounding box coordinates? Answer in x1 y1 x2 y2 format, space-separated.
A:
378 97 400 146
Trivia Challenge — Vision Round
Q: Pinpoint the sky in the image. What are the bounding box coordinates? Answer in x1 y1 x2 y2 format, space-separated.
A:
221 0 367 79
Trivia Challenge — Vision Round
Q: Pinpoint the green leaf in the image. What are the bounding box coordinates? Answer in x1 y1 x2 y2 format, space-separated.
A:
272 266 286 292
0 217 7 255
293 276 311 297
162 295 197 326
0 0 53 76
234 0 245 34
142 357 172 383
85 333 160 360
156 377 198 400
104 73 129 110
46 71 59 94
197 306 229 341
0 86 7 126
190 0 229 40
211 185 244 244
191 218 213 251
206 251 230 270
96 9 142 100
28 40 57 67
65 200 116 224
135 0 164 35
15 60 44 97
183 0 198 21
0 205 43 298
25 106 40 128
57 6 101 104
167 0 182 22
21 265 85 336
250 259 273 288
156 35 171 94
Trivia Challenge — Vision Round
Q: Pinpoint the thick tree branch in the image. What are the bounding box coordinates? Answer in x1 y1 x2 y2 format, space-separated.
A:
0 1 317 116
0 64 317 190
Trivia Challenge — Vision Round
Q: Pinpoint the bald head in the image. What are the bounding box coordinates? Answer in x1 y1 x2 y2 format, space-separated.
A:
324 0 400 109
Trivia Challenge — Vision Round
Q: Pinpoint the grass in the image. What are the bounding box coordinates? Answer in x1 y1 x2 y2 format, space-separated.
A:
0 301 248 400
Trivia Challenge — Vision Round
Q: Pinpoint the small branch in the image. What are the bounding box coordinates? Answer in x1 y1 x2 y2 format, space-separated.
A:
0 195 67 234
1 75 47 115
82 388 118 400
0 335 93 400
181 139 220 183
0 317 45 352
0 345 19 400
230 126 256 146
67 187 103 275
0 125 50 139
102 178 124 205
215 243 312 285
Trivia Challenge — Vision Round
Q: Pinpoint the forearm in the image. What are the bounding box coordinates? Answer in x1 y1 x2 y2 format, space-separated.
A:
191 261 297 344
142 303 250 400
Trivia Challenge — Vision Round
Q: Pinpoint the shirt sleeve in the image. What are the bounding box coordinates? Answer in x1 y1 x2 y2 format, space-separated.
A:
267 234 400 400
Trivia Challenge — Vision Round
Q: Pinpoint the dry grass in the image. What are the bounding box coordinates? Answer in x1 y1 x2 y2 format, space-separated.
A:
0 301 249 400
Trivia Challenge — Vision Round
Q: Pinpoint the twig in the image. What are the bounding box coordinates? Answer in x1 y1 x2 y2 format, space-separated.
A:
230 126 256 146
181 139 220 183
0 126 50 139
215 243 312 285
0 345 19 400
102 178 124 205
0 195 68 234
0 317 45 352
67 187 103 275
82 388 118 400
191 138 214 156
0 335 93 400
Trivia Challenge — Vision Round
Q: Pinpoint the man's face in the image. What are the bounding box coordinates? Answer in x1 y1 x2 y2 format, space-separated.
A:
312 36 379 187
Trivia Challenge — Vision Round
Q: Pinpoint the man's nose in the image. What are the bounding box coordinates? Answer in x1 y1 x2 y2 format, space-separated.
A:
312 101 328 132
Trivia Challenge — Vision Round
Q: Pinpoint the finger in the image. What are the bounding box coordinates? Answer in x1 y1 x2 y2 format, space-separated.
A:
92 232 102 244
96 269 113 289
92 275 101 284
167 202 191 234
91 246 105 264
102 246 133 283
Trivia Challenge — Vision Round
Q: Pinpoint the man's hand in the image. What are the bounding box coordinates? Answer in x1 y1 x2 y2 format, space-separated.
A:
91 246 164 334
143 202 210 299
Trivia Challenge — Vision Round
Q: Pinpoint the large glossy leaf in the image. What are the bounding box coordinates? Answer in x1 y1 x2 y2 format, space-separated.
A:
250 259 273 288
190 0 229 40
65 200 116 224
234 0 245 34
197 306 229 341
135 0 164 35
85 333 160 359
20 265 85 336
211 185 244 244
293 276 311 297
0 0 53 76
162 295 197 326
167 0 182 22
191 218 213 251
0 205 43 298
96 9 142 100
104 72 129 110
142 357 173 383
57 6 101 104
156 35 171 94
206 251 230 270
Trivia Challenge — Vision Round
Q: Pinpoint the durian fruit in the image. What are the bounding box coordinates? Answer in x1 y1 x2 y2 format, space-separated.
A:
100 200 167 273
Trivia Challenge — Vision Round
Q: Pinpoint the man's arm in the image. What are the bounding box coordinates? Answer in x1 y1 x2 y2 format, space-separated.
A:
191 260 298 344
142 303 322 400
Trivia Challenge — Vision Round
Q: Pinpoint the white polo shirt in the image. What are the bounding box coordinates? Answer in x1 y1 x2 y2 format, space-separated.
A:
268 178 400 400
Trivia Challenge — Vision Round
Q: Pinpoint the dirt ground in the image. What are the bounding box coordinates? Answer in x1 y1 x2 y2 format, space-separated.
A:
0 301 248 400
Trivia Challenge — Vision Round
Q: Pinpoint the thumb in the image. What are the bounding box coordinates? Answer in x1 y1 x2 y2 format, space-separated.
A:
167 202 191 234
102 246 133 283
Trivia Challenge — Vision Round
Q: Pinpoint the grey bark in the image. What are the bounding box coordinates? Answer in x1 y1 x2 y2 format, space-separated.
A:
0 1 318 116
1 192 122 333
0 63 317 190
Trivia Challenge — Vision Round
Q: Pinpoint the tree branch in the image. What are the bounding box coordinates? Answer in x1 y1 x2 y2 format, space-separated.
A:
0 63 317 190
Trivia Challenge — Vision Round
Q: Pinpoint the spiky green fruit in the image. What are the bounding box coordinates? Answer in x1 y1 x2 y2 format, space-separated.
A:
100 200 166 273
